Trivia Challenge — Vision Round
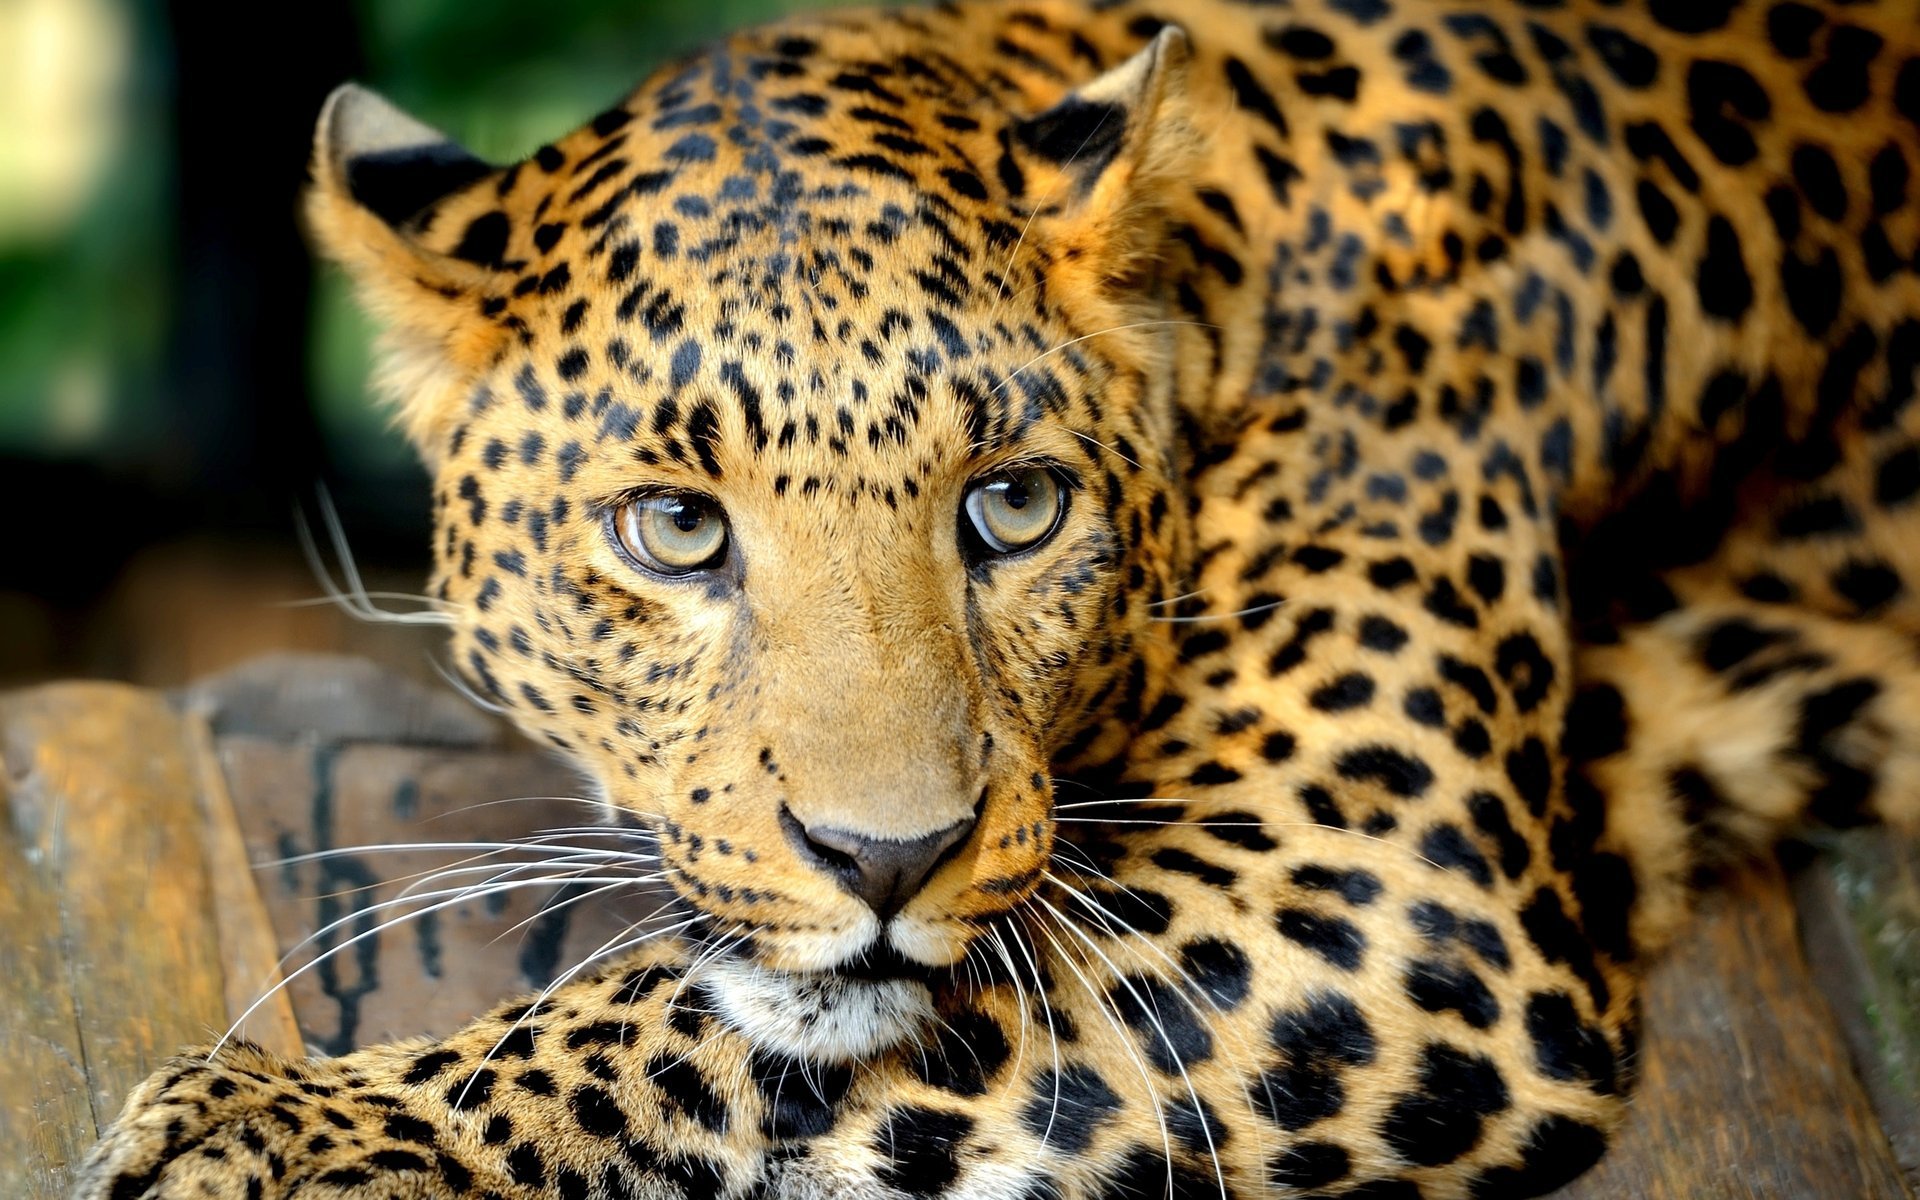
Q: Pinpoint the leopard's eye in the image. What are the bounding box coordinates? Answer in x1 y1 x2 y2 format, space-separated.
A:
962 467 1066 556
613 493 730 575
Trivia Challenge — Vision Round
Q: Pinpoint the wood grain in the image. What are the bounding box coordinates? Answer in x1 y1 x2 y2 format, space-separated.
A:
217 735 664 1050
0 684 299 1197
1558 857 1912 1199
1796 832 1920 1190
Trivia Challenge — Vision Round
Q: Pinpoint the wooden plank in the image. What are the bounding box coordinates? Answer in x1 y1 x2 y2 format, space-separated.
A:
187 715 306 1057
217 735 666 1050
0 684 301 1198
0 714 96 1196
1795 832 1920 1189
1558 857 1912 1199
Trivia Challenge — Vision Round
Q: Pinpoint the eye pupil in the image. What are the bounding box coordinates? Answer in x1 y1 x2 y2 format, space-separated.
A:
672 504 701 532
1003 485 1030 510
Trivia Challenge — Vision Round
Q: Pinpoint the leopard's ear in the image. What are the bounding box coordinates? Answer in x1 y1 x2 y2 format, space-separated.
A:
1014 26 1195 294
306 84 511 461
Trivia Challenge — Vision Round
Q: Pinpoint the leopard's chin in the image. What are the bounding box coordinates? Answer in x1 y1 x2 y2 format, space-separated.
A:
700 958 935 1063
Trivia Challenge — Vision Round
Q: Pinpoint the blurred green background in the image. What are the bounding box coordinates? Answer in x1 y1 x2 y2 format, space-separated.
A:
0 0 823 683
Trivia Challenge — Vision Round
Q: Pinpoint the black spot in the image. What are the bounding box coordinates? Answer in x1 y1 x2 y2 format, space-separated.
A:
1792 144 1848 221
403 1050 462 1085
1526 991 1619 1093
1110 974 1216 1072
1832 560 1903 613
1649 0 1737 34
909 1008 1009 1096
1494 632 1555 713
1523 887 1610 1011
1467 792 1531 880
1021 1065 1119 1151
875 1107 973 1197
1258 991 1376 1130
1336 745 1434 797
1269 1141 1351 1189
1152 847 1238 889
1381 1043 1510 1166
1066 885 1173 936
1421 823 1494 888
1776 493 1860 539
1806 25 1884 113
1202 810 1276 851
1014 97 1125 174
1506 737 1554 816
1586 24 1658 88
1290 864 1383 905
1369 556 1417 589
1276 907 1366 970
646 1055 729 1132
1697 215 1753 320
1767 3 1823 58
1468 1115 1610 1198
506 1143 547 1187
1423 576 1480 627
1637 179 1679 243
1312 672 1377 711
1876 445 1920 507
569 1086 628 1138
1180 938 1253 1009
750 1050 854 1137
1688 60 1770 167
1359 614 1410 652
451 211 512 267
1405 960 1500 1028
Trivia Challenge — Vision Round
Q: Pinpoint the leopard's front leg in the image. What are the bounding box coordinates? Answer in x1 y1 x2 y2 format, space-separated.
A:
72 944 791 1199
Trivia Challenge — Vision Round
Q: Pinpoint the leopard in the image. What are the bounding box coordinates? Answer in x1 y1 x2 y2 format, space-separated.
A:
73 0 1920 1196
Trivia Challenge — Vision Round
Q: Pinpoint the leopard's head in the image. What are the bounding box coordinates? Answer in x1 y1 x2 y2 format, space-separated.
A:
308 22 1194 1058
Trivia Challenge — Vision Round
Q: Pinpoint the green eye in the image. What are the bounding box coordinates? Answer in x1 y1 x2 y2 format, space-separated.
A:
963 467 1066 556
614 493 729 575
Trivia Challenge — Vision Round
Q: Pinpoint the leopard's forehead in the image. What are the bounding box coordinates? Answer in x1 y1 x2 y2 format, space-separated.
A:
423 33 1130 495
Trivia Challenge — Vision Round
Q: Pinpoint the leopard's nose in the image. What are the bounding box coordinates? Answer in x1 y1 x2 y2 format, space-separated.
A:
781 806 977 918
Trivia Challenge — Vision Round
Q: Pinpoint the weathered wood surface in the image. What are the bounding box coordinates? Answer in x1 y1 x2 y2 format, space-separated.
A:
1559 857 1912 1199
1795 833 1920 1190
0 683 299 1198
217 736 662 1050
2 659 1917 1199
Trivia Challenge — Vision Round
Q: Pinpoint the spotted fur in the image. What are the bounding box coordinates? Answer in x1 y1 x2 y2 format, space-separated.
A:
77 1 1920 1196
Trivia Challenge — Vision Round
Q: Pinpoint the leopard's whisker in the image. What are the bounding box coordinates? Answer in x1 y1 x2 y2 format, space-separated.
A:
1042 864 1226 1017
490 877 667 944
291 490 462 628
1003 922 1067 1148
426 649 510 714
1149 598 1287 624
423 795 657 821
454 915 706 1107
1027 906 1178 1194
984 926 1035 1080
213 872 655 1059
1144 585 1211 609
286 873 658 966
1037 894 1229 1200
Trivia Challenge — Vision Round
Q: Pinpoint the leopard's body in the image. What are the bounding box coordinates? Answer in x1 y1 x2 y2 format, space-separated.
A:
77 1 1920 1196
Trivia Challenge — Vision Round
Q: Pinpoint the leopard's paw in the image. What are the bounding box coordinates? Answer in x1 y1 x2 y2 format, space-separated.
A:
69 1046 279 1197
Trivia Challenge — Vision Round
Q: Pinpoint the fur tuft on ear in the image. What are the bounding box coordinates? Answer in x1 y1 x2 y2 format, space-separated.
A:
1015 27 1197 297
306 85 509 462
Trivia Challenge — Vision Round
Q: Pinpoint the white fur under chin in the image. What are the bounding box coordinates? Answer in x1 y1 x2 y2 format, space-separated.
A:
701 959 935 1064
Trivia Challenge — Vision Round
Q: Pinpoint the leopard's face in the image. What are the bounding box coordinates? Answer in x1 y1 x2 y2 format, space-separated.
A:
309 20 1195 1057
428 236 1179 985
